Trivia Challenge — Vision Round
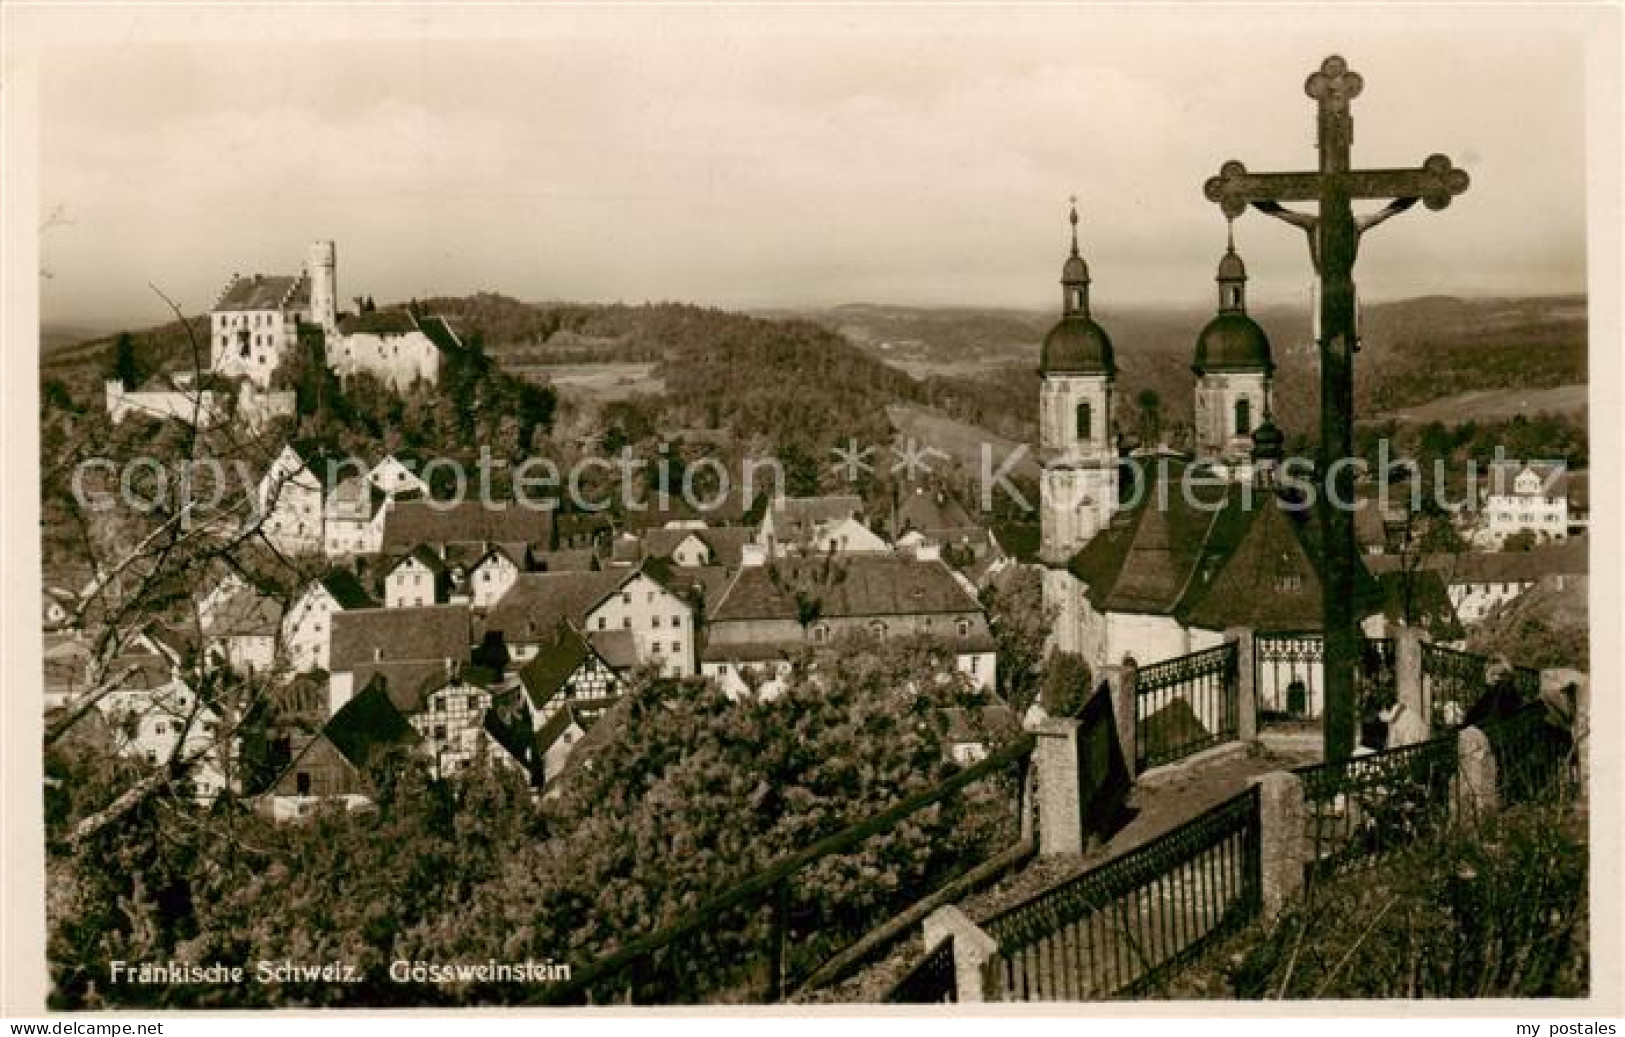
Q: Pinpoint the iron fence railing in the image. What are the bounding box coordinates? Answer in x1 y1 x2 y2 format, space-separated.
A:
883 934 958 1004
1422 642 1490 729
975 786 1261 1001
1254 632 1323 719
1296 734 1459 885
1134 644 1238 770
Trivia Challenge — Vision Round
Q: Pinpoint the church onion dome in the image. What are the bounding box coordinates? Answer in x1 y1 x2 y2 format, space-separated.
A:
1041 199 1115 376
1192 230 1273 375
1192 313 1273 375
1041 316 1116 376
1251 415 1285 461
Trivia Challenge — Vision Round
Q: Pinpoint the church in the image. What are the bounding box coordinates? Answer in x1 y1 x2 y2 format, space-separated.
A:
1037 205 1382 682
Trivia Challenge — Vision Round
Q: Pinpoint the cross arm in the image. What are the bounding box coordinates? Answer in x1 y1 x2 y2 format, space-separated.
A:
1204 155 1469 217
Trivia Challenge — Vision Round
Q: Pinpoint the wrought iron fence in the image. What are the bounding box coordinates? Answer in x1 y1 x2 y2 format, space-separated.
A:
1134 643 1238 770
1254 632 1322 720
1296 734 1459 885
1481 702 1575 806
975 786 1261 1001
538 733 1035 1005
1422 642 1490 729
883 934 958 1003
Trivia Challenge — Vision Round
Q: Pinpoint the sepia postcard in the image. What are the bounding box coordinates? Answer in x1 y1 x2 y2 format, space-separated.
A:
1 2 1619 1020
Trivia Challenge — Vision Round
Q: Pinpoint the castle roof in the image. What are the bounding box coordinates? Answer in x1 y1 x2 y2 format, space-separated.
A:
214 274 310 314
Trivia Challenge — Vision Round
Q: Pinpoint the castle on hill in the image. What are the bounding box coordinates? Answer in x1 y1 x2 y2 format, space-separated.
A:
209 241 462 391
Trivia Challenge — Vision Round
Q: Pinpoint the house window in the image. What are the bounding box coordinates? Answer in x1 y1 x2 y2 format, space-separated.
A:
1076 401 1092 441
622 592 631 605
957 619 970 637
672 615 682 627
1234 398 1252 436
813 624 829 642
672 642 681 654
652 642 662 653
623 617 631 629
597 617 607 631
652 616 662 628
870 621 886 639
434 725 447 740
296 771 311 795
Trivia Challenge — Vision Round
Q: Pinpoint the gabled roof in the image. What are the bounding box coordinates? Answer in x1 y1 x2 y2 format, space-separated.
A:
327 475 388 521
641 526 755 569
482 694 540 777
587 629 638 669
414 314 464 354
1364 537 1588 584
346 659 458 714
201 585 284 638
708 554 983 624
482 570 631 643
388 544 448 577
1067 462 1383 630
214 273 309 313
318 570 375 610
329 604 471 672
532 548 598 572
1486 460 1570 498
518 623 593 711
319 676 419 772
897 488 979 536
380 498 555 554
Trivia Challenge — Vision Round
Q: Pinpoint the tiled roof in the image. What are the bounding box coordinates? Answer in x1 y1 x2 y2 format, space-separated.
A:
327 476 387 521
380 498 555 554
329 604 471 673
337 310 417 336
767 495 863 537
1365 537 1588 584
320 677 419 771
415 314 464 354
897 488 978 537
532 548 598 572
641 526 755 569
1486 461 1570 497
482 696 540 778
518 624 592 711
708 554 983 623
201 586 284 638
587 629 638 669
482 570 630 644
214 273 310 313
344 659 457 714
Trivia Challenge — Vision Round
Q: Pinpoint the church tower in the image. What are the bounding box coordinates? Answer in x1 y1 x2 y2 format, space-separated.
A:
1192 225 1273 474
1038 203 1118 566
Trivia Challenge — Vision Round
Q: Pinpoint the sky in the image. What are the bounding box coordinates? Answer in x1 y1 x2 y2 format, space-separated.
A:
29 5 1595 329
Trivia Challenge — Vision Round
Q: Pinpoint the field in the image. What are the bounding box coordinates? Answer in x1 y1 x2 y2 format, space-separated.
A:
886 402 1041 482
504 362 664 401
1373 383 1588 425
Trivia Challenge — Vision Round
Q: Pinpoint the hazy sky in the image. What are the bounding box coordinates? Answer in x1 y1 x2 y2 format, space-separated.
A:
32 6 1594 328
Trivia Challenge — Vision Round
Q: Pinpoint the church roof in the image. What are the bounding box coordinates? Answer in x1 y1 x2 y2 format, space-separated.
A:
1040 315 1115 376
1066 460 1381 630
1192 313 1273 374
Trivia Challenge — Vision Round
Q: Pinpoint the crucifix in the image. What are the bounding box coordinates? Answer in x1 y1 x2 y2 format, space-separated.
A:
1204 55 1469 762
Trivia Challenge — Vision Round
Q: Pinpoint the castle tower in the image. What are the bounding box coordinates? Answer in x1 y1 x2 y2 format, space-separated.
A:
1038 202 1118 566
1192 225 1273 471
307 240 338 336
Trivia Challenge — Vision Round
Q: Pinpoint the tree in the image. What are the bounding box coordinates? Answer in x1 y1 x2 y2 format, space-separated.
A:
980 564 1054 715
1501 529 1538 553
1040 651 1094 719
110 332 144 390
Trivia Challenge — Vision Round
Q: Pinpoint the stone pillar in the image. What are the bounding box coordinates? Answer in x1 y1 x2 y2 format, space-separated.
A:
922 905 998 1003
1457 726 1499 822
1101 664 1137 782
1252 771 1308 920
1226 627 1258 741
1391 626 1431 747
1034 717 1084 857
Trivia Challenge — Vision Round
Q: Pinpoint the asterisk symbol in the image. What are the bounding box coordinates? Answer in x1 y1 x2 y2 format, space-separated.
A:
890 438 946 481
829 438 875 483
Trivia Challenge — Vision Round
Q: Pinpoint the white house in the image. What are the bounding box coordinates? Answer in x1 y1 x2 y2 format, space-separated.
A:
281 571 375 674
759 496 889 558
200 582 282 676
255 443 336 556
367 454 430 498
1482 461 1571 545
483 567 696 676
469 546 522 610
97 667 233 804
408 681 533 781
329 311 454 391
384 548 448 609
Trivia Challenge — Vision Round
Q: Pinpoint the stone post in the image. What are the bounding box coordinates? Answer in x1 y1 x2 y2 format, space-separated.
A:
1252 771 1308 920
1034 717 1084 857
1390 626 1431 747
1101 664 1137 783
1457 726 1499 822
1226 627 1258 741
922 905 998 1003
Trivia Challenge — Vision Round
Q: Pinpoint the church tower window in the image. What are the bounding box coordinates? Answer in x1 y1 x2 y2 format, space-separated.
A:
1076 401 1092 442
1234 398 1251 437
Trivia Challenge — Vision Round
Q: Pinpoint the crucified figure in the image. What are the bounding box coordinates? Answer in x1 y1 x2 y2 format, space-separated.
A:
1251 196 1419 272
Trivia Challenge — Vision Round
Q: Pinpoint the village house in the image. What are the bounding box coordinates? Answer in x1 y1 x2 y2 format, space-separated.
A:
759 495 889 558
518 623 625 731
408 682 535 781
327 604 472 715
468 545 523 610
281 571 375 673
1480 460 1576 546
893 486 996 561
95 651 233 804
200 581 283 676
641 525 755 570
384 547 451 608
254 441 357 556
261 677 417 820
1365 536 1588 625
481 567 695 676
379 497 555 563
700 548 998 700
323 476 389 558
